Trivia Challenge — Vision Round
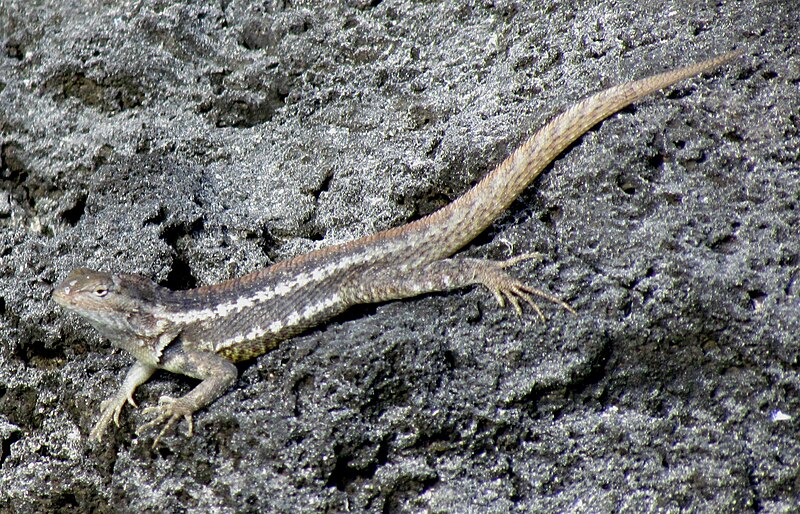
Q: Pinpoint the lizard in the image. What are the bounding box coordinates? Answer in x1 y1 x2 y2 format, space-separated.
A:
52 50 742 447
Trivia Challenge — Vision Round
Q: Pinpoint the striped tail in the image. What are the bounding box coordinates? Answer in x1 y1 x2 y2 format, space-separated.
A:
385 50 743 263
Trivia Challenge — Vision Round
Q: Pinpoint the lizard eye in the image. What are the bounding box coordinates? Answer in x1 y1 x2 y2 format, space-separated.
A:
94 288 109 298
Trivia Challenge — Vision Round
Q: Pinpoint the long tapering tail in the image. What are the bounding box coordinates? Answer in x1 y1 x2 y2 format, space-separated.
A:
271 50 742 276
384 50 743 263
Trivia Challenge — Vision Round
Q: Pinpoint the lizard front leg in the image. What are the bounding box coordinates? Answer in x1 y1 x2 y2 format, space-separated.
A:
90 360 156 442
136 344 237 447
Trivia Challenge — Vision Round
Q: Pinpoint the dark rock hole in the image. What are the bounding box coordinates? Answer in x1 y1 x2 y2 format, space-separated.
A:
61 195 87 226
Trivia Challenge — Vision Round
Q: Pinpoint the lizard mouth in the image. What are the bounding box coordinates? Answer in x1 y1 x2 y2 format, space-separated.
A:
52 287 69 306
51 278 75 308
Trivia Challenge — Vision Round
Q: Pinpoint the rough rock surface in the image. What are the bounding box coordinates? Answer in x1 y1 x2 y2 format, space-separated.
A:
0 1 797 512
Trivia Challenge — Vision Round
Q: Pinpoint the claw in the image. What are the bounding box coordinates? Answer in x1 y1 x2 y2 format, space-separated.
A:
480 254 576 321
112 404 123 427
91 394 132 442
505 290 523 316
137 396 195 448
88 362 156 444
497 252 544 269
492 289 506 308
511 286 546 322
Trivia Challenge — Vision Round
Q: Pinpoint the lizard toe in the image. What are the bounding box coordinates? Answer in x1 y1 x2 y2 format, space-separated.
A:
137 396 196 448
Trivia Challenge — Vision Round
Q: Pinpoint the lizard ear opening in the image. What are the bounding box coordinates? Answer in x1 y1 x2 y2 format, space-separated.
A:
94 288 109 298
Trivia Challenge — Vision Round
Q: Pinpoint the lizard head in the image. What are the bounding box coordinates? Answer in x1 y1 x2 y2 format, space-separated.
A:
53 268 174 345
53 268 147 312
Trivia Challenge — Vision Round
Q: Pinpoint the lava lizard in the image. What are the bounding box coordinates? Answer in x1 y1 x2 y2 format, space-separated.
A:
53 50 742 446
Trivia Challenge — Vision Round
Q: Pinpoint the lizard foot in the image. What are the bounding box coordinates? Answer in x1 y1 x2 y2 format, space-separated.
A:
89 390 138 442
480 253 576 322
137 396 195 448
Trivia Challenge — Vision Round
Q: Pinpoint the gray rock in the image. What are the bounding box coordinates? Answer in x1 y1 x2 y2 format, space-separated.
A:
0 1 797 512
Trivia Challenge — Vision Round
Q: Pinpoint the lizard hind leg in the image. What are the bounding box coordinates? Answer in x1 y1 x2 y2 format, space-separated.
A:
352 253 576 321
